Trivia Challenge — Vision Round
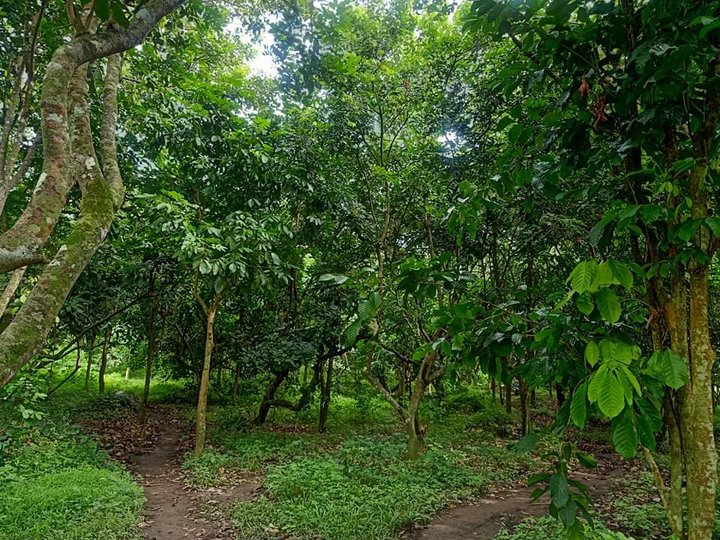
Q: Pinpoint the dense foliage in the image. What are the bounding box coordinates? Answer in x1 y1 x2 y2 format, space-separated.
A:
2 0 720 539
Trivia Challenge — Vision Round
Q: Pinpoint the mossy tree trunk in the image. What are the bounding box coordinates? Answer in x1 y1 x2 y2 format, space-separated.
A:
0 0 186 389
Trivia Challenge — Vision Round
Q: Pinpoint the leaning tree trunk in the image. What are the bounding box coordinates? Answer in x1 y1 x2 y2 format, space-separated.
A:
0 0 186 388
254 369 289 426
195 303 217 457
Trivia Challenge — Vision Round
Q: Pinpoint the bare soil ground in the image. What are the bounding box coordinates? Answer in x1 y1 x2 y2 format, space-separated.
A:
84 404 261 540
409 450 635 540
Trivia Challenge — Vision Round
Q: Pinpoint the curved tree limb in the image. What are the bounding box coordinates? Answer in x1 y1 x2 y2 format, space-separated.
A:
0 0 186 274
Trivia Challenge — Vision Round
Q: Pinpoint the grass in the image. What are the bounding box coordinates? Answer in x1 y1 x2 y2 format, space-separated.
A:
494 516 633 540
0 466 143 540
0 374 145 540
178 389 544 540
232 436 497 540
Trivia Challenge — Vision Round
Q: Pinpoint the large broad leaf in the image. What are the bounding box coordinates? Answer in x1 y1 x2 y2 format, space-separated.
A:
549 473 570 508
570 382 587 429
677 218 701 242
645 350 689 389
589 211 616 246
635 411 656 450
342 319 362 347
612 411 638 458
94 0 110 20
588 369 624 418
596 287 621 324
319 273 349 285
593 261 619 289
608 260 633 289
514 432 538 454
569 261 598 293
575 292 594 315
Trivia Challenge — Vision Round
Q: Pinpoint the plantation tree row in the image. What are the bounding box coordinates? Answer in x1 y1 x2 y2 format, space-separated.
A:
2 0 720 538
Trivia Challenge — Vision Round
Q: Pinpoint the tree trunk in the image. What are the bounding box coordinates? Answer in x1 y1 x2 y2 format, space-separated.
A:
406 409 425 460
232 361 241 402
683 264 717 540
0 0 187 387
139 287 158 422
254 369 289 426
195 304 216 456
504 383 512 413
84 332 96 389
519 378 530 435
405 354 433 459
98 327 110 394
319 355 333 433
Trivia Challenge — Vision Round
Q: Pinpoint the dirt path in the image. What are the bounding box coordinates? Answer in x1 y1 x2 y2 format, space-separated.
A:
129 407 262 540
85 404 260 540
410 463 628 539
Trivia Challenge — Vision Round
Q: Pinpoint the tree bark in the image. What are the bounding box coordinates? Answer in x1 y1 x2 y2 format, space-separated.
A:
519 378 530 435
98 327 110 394
195 304 216 456
0 1 185 388
254 369 290 426
319 355 334 433
84 331 96 389
139 284 158 422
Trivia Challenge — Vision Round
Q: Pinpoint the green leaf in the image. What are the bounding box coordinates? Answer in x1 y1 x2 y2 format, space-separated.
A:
514 432 538 454
593 261 619 289
575 292 593 315
110 1 130 27
619 365 642 396
343 319 362 347
94 0 110 20
589 212 615 246
596 287 621 324
608 260 633 289
706 216 720 236
558 500 577 527
570 261 598 293
589 368 624 418
570 382 587 428
319 273 349 285
645 350 689 389
549 473 570 507
576 451 597 468
612 410 638 458
635 412 656 450
677 219 701 242
584 341 599 366
527 472 551 486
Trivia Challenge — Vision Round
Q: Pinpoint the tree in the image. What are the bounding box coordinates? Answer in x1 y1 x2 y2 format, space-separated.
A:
0 0 186 387
467 1 720 537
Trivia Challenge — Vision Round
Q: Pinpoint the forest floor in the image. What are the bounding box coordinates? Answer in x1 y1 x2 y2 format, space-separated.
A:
85 404 262 540
410 453 631 539
4 377 666 540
